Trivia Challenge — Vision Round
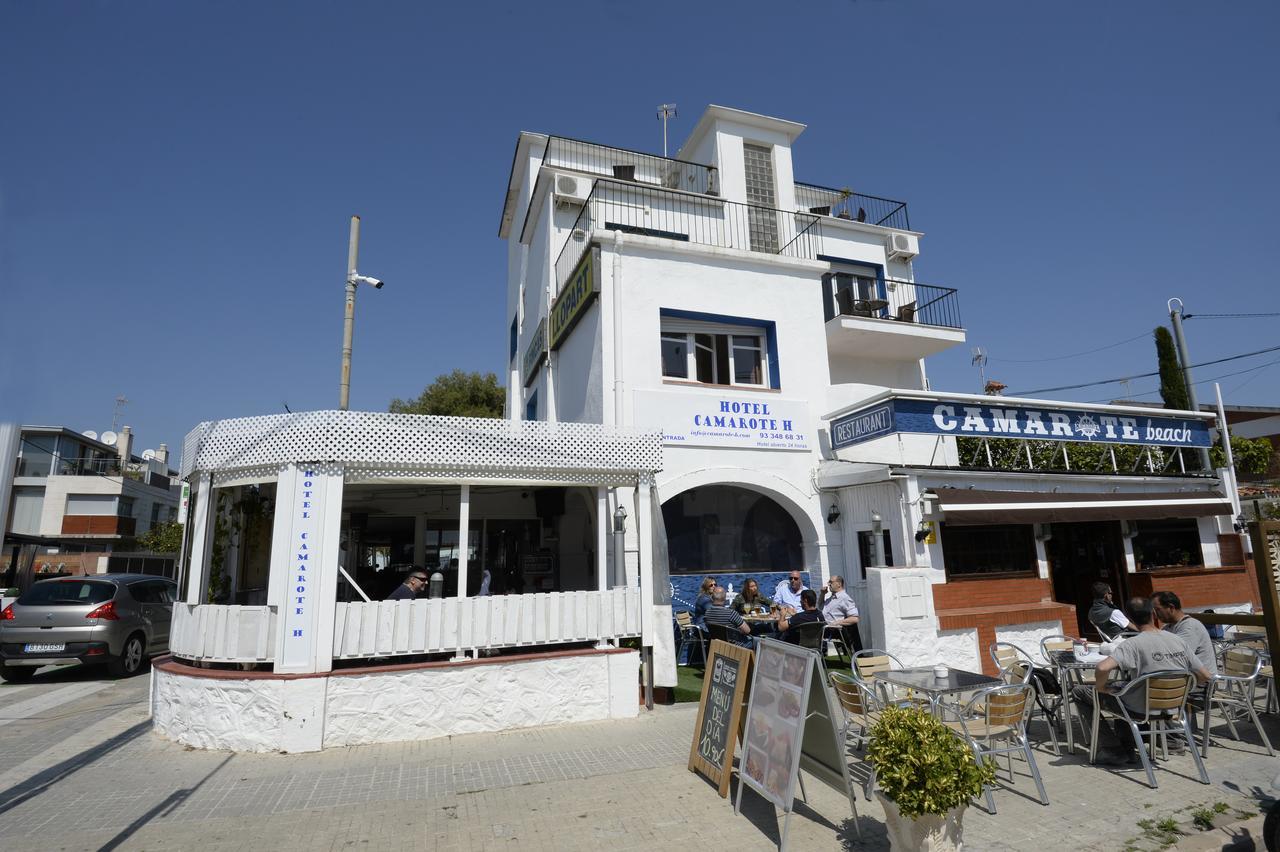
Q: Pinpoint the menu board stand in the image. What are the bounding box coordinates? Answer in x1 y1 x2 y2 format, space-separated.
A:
734 638 860 851
688 639 755 797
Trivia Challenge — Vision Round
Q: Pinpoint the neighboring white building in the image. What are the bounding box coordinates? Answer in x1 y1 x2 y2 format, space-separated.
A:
1 424 180 585
500 105 1251 677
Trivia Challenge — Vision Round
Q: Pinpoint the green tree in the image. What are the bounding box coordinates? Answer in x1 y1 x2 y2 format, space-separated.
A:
389 369 505 418
1154 326 1190 410
1211 435 1273 474
137 520 183 554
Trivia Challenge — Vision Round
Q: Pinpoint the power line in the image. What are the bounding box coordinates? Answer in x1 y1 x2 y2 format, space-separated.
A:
1085 356 1280 402
1186 312 1280 319
1008 342 1280 396
987 330 1151 364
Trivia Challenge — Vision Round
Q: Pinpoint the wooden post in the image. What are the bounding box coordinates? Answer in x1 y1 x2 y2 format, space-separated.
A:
1247 520 1280 659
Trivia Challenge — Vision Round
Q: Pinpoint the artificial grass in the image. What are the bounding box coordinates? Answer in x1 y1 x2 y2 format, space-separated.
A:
674 654 852 703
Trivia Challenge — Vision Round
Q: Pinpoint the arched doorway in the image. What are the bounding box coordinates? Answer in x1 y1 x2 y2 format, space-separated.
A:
662 485 803 576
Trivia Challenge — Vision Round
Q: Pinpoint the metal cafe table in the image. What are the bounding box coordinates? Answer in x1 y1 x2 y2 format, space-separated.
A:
873 667 1003 714
1048 649 1105 753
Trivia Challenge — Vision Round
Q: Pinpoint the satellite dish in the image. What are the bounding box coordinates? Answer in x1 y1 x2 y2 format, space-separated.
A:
142 449 156 461
100 430 118 447
82 430 98 441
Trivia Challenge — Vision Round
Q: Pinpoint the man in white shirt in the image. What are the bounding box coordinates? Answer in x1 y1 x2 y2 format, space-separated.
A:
773 571 808 611
820 575 862 654
1088 582 1136 639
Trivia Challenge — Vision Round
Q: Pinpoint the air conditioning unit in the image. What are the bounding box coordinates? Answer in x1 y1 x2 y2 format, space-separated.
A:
886 232 919 261
552 172 591 206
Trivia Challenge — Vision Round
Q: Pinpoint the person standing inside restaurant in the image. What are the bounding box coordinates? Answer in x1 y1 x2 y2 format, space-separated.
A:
692 576 716 627
777 590 824 644
1088 582 1136 639
820 575 863 654
703 586 754 648
1071 596 1210 763
773 571 808 613
732 578 774 616
387 569 429 601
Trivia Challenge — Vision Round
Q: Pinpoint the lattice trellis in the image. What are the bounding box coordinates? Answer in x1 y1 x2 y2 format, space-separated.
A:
180 410 662 481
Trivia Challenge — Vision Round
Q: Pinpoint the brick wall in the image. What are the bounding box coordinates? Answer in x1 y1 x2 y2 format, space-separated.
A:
1127 565 1259 610
932 576 1074 676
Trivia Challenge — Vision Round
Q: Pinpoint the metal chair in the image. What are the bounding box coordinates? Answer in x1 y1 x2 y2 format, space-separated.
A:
1039 635 1075 663
942 682 1048 813
992 643 1061 754
1200 646 1275 757
1088 671 1210 789
829 671 884 800
674 610 708 667
990 641 1034 674
822 624 852 665
789 619 826 651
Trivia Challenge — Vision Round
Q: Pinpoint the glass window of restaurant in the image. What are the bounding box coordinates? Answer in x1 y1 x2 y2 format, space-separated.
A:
1132 518 1204 570
940 523 1038 579
662 485 802 575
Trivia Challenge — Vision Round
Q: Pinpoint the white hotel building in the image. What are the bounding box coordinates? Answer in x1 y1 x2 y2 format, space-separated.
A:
501 105 1251 680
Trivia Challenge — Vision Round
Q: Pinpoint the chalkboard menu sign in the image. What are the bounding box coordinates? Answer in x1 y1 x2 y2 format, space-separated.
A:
688 640 754 798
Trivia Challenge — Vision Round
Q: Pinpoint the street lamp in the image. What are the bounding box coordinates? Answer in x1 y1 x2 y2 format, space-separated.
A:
339 215 387 411
612 504 628 588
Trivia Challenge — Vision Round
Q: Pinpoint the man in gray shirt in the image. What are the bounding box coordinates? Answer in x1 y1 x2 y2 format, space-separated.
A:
1153 591 1218 675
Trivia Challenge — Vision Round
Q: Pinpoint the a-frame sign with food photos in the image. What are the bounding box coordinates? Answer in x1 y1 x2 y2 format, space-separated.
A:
688 639 754 797
734 638 860 851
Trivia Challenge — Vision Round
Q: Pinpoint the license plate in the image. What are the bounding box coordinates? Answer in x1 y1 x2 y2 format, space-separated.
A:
23 643 66 653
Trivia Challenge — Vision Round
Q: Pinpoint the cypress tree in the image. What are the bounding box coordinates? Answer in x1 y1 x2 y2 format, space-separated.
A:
1154 326 1190 410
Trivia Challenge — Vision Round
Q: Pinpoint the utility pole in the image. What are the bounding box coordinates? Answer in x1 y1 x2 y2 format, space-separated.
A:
1168 298 1213 471
656 103 677 157
339 216 360 411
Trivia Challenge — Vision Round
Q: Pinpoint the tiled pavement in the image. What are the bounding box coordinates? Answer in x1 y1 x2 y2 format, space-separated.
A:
0 666 1277 850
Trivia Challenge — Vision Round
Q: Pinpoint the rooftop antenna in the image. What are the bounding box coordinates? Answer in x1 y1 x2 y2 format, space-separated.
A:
970 347 988 391
111 395 130 431
656 103 677 157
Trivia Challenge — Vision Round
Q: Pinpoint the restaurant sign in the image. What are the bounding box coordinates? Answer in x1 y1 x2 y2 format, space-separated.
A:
831 397 1213 450
521 317 547 388
550 246 600 350
634 389 812 451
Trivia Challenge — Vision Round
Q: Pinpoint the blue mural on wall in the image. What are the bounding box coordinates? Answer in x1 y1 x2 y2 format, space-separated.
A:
669 571 812 614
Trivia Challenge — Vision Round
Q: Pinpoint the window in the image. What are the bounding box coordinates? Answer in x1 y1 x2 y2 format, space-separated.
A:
150 502 163 526
856 530 894 579
118 497 135 518
660 323 769 388
18 580 115 606
525 391 538 421
743 143 779 253
940 523 1037 578
509 316 518 363
1132 519 1204 569
10 487 44 535
17 435 55 477
65 494 117 516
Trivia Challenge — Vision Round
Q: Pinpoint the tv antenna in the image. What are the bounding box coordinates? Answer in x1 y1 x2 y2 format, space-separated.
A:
111 395 130 431
656 103 677 157
970 347 988 390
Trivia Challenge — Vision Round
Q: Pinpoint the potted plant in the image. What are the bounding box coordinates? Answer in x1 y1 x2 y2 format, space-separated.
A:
836 187 854 218
866 704 996 851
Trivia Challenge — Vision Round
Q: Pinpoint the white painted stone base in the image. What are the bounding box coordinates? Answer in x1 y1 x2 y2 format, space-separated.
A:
995 620 1067 664
151 650 640 753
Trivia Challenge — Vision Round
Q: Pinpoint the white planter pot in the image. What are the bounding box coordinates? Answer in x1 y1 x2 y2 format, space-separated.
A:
876 792 966 852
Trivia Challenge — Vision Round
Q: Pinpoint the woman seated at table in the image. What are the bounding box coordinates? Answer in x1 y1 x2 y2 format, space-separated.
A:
692 576 717 627
731 579 775 616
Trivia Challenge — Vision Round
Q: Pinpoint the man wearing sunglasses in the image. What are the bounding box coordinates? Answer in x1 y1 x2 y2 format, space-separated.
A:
773 571 808 613
387 569 429 601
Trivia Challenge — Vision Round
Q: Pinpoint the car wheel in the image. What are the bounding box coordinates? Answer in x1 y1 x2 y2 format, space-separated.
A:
110 633 146 678
0 666 36 683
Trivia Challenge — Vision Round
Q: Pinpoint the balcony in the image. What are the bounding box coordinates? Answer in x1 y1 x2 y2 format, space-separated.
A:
555 179 823 293
824 278 965 360
61 515 137 537
794 182 910 231
541 136 718 196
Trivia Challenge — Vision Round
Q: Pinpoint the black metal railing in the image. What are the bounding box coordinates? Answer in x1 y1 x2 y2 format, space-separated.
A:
794 182 910 231
827 277 961 330
554 180 823 292
542 136 718 196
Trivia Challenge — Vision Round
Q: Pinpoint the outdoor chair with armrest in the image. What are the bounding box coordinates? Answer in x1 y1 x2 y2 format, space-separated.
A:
829 671 884 800
706 621 739 648
821 623 852 665
941 682 1048 814
1088 671 1210 789
1039 635 1075 663
789 619 826 652
674 610 708 667
853 649 930 707
1200 646 1275 758
991 641 1062 752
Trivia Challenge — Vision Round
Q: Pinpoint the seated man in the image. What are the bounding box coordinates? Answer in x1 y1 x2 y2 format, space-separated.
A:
1087 581 1136 639
820 575 863 654
777 589 824 645
386 569 428 600
1072 596 1211 764
773 571 808 613
1154 590 1218 745
702 586 754 648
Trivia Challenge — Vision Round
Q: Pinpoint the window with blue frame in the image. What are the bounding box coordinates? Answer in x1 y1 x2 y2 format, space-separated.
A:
509 316 518 363
524 391 537 421
659 310 779 390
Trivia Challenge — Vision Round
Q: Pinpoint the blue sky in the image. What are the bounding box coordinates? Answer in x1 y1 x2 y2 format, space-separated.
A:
2 0 1277 453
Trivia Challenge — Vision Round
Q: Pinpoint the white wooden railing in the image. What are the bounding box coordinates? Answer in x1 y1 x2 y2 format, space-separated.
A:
332 587 643 659
170 604 278 663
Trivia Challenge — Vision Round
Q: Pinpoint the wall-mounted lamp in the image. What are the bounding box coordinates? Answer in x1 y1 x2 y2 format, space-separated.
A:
1233 514 1248 534
613 504 628 534
914 520 931 543
826 502 841 524
871 510 883 535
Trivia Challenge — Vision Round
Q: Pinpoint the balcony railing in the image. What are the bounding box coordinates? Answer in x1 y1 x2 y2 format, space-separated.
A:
827 277 962 330
555 180 823 293
542 136 717 196
794 182 910 231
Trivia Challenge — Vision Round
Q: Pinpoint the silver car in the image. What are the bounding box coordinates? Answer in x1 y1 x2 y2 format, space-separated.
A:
0 574 177 681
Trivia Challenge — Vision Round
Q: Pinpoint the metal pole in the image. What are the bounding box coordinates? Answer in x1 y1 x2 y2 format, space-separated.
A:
339 215 360 411
1169 298 1212 470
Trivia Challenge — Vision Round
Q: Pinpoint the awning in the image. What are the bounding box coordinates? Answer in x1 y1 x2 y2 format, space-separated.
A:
933 488 1233 525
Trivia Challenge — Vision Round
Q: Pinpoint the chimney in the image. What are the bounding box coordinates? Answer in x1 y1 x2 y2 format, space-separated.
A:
156 443 169 464
118 425 134 462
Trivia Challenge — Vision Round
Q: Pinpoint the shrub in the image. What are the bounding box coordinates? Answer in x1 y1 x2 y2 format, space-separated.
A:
866 704 997 819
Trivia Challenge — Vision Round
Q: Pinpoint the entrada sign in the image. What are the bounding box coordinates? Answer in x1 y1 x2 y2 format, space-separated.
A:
831 398 1212 449
550 247 600 350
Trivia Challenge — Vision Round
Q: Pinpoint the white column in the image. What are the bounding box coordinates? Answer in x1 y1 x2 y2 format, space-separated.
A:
265 465 297 611
635 480 653 644
184 473 215 604
454 484 470 660
596 486 608 592
273 464 344 674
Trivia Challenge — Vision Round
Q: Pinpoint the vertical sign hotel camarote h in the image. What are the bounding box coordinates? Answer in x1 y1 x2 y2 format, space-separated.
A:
831 397 1212 449
280 468 321 669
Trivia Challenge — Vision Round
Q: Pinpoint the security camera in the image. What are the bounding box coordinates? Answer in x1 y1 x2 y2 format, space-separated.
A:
350 274 385 289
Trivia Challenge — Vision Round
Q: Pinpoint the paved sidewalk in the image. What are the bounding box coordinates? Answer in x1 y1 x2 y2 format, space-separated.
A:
0 667 1276 850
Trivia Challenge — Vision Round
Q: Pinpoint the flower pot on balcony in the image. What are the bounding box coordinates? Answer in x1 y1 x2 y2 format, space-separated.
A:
611 164 636 181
